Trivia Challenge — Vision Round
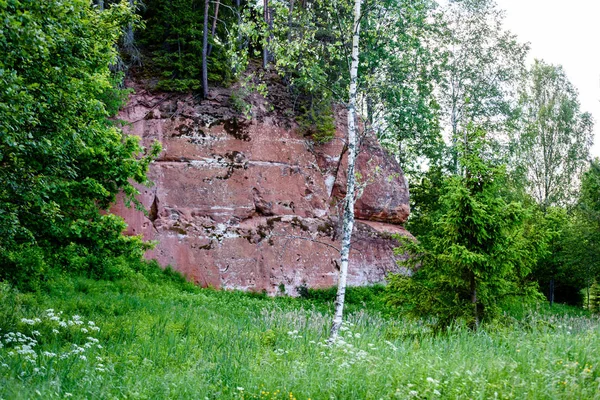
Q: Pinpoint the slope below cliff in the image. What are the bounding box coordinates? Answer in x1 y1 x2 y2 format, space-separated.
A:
111 78 411 295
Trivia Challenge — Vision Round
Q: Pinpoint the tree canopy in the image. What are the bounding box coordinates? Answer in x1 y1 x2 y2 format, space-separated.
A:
0 0 159 288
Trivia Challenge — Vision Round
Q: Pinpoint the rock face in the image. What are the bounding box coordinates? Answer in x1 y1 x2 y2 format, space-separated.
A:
111 80 411 295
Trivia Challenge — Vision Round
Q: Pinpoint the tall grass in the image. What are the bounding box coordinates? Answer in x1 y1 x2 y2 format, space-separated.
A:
1 272 599 399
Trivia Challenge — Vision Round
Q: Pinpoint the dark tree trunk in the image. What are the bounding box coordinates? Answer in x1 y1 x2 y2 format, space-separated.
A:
202 0 210 99
549 278 555 306
287 0 295 42
263 0 270 68
207 0 221 57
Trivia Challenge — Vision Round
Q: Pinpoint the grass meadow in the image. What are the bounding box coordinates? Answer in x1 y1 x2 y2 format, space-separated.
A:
1 267 599 399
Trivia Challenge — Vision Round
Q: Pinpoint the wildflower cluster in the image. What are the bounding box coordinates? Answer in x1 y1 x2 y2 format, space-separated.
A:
0 309 107 379
394 376 444 398
2 331 38 365
314 322 379 369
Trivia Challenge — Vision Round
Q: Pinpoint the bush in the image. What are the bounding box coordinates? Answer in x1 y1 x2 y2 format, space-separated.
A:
387 132 545 329
296 103 336 144
297 284 389 314
0 1 160 290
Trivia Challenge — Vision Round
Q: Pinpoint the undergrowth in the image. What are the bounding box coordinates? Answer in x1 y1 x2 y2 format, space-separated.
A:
1 265 599 399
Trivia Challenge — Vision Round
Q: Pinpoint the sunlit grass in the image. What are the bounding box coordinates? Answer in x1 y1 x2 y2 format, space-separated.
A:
1 274 599 399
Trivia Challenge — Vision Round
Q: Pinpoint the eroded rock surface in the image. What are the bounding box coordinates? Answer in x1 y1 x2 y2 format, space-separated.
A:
111 81 411 295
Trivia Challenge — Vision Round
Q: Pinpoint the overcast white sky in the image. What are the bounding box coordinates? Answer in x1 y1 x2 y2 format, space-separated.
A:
494 0 600 158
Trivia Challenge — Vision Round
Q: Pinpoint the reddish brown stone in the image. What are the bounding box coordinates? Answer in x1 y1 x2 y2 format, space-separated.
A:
110 82 412 295
314 108 410 224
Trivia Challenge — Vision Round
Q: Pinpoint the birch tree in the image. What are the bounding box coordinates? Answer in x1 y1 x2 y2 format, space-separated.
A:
516 60 593 210
329 0 363 341
438 0 528 172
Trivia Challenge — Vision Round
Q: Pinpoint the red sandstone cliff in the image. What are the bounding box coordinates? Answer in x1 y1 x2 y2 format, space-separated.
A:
111 78 411 295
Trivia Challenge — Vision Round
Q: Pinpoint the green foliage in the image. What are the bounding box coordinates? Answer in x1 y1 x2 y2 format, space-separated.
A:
1 276 600 399
138 0 243 91
0 0 159 289
263 0 443 164
514 60 594 209
405 166 446 241
230 89 252 115
296 284 389 314
388 131 545 329
95 72 134 117
579 159 600 217
549 160 600 306
228 75 268 118
530 159 600 306
296 102 336 144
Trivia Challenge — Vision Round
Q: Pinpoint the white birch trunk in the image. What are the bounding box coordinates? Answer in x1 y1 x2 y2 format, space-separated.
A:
329 0 363 342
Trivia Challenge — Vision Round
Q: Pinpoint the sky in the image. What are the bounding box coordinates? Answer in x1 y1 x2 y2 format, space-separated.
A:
494 0 600 158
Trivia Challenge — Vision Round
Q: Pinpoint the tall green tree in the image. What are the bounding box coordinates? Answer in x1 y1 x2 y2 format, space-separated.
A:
514 60 594 210
359 0 445 175
0 0 158 288
438 0 528 172
570 160 600 307
388 131 543 329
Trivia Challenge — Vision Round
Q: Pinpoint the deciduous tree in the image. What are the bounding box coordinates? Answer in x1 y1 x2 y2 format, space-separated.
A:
0 0 159 288
438 0 528 172
515 60 594 210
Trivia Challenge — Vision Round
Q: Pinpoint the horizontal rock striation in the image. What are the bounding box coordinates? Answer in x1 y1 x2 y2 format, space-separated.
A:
111 81 411 295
